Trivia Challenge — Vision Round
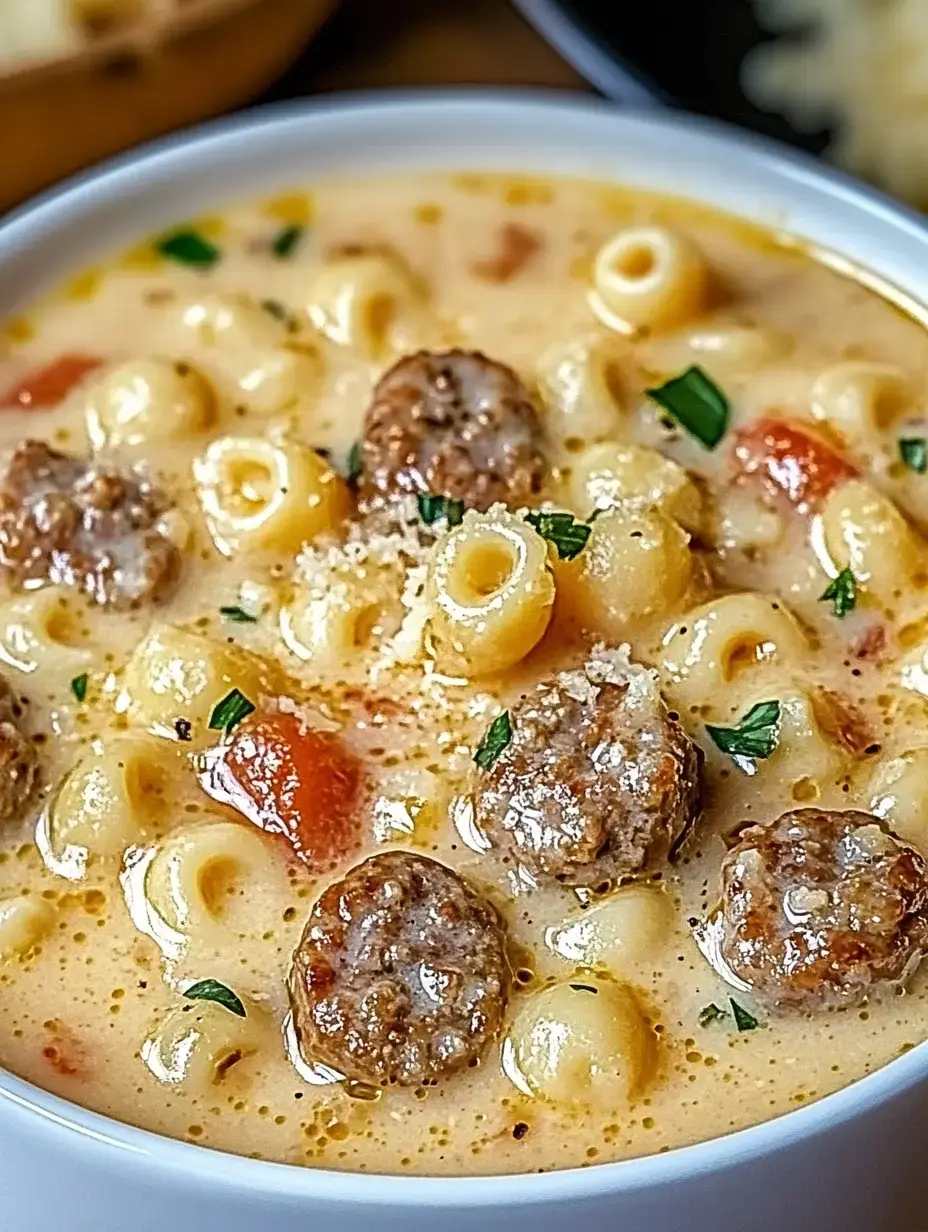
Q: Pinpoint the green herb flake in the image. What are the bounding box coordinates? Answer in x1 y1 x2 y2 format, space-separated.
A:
646 365 730 450
730 998 759 1032
569 983 599 994
524 510 591 560
260 298 289 323
417 492 466 528
219 605 258 625
900 437 928 475
706 700 781 771
184 979 246 1018
474 710 513 771
346 440 363 488
698 1002 728 1027
271 224 305 260
208 688 256 735
819 567 857 618
156 229 221 270
70 673 88 703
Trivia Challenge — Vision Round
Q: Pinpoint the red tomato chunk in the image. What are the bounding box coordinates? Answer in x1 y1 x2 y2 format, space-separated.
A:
0 354 102 410
198 710 365 871
854 624 887 662
732 417 858 512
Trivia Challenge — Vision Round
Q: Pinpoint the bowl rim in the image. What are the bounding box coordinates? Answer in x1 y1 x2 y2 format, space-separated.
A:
2 85 928 1205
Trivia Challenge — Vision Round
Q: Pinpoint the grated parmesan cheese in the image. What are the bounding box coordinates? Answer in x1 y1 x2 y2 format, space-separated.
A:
293 497 435 678
557 670 599 706
295 496 429 581
275 694 339 734
588 642 660 705
372 563 430 676
553 643 661 711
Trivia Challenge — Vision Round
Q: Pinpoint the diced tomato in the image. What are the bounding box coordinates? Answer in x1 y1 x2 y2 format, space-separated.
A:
0 354 102 410
732 417 858 512
853 624 887 662
197 709 365 871
813 689 874 754
472 223 542 283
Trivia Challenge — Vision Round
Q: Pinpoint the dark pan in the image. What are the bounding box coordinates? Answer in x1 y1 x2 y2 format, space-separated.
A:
513 0 830 154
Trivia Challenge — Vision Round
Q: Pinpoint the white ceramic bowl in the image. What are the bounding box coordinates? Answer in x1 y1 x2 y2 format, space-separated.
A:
2 91 928 1232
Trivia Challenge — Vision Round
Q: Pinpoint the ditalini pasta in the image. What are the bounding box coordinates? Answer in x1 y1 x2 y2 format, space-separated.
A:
2 170 928 1180
85 356 216 450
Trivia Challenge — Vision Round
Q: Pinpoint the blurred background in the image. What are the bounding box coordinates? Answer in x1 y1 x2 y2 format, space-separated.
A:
3 0 925 214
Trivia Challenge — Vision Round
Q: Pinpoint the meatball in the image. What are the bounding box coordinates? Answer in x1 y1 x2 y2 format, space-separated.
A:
0 676 36 822
712 808 928 1011
474 654 703 885
288 850 508 1086
0 440 180 609
357 350 547 512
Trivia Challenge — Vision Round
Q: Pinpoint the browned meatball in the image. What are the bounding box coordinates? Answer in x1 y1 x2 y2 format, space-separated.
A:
288 851 509 1086
357 350 547 512
713 809 928 1011
474 659 703 885
0 676 36 823
0 441 180 609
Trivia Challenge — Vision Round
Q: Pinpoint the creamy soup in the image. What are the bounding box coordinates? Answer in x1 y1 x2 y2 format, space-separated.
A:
1 172 928 1178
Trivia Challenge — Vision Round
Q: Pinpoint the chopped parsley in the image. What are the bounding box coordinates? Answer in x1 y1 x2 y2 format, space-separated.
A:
646 365 730 450
346 440 363 488
183 979 246 1018
474 710 513 770
900 437 928 475
524 510 591 560
208 688 255 735
260 298 289 322
730 998 759 1032
219 605 258 624
698 1003 728 1027
157 229 221 270
271 224 305 260
820 567 857 618
699 999 760 1031
174 718 192 743
569 983 599 994
70 673 88 703
417 492 465 527
706 700 781 772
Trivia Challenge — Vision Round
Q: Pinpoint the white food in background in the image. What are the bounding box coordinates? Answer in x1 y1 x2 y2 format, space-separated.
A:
746 0 928 205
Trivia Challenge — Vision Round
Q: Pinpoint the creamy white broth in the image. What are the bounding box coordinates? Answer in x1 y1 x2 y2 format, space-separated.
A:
1 172 928 1176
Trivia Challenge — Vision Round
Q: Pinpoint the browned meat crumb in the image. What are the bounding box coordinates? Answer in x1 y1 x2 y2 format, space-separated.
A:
357 350 547 512
288 851 509 1086
713 808 928 1011
0 676 37 823
475 655 703 886
0 440 181 610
